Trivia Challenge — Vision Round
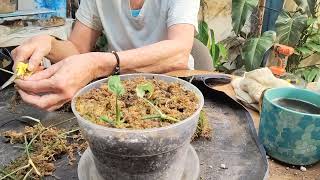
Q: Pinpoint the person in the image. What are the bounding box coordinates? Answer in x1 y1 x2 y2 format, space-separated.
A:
12 0 200 111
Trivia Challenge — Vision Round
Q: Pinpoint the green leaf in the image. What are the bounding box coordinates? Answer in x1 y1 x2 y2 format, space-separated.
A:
217 43 228 60
276 12 308 46
306 68 318 82
305 42 320 52
136 82 154 98
196 21 209 46
100 116 115 126
242 31 276 71
309 34 320 44
294 0 317 17
108 75 125 96
209 29 220 67
232 0 259 35
296 46 314 56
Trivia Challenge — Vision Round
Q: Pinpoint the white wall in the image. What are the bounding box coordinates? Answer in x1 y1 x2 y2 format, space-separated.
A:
203 0 234 42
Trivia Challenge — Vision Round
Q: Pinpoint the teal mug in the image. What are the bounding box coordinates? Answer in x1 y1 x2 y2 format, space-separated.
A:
259 87 320 165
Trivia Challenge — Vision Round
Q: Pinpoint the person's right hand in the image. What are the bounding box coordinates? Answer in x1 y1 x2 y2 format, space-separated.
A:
11 35 54 72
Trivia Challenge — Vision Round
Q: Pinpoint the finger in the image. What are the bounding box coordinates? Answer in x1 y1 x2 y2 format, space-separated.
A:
28 49 47 71
27 62 62 81
15 79 55 94
18 89 64 110
46 100 69 112
12 45 34 62
11 46 34 71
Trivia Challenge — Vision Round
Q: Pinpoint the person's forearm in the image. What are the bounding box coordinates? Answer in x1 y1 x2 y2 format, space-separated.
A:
118 40 191 74
46 37 81 63
93 39 192 78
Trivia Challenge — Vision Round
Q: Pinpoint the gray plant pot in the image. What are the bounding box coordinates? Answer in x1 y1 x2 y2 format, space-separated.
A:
71 74 204 180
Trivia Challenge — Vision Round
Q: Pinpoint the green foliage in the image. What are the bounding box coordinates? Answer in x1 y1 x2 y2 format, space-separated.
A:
101 75 125 127
209 30 228 68
196 21 229 70
276 12 308 47
136 82 154 99
242 31 276 71
294 66 320 82
232 0 259 35
136 82 178 123
100 116 115 126
273 1 320 82
196 21 210 46
108 75 125 96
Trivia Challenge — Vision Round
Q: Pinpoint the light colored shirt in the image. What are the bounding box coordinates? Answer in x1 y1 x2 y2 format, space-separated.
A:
76 0 200 69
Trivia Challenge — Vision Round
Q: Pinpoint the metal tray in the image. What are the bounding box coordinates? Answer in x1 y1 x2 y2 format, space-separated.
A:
0 80 268 180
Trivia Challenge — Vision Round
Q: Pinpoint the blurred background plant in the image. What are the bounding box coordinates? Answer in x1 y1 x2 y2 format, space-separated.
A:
198 0 319 82
275 0 320 82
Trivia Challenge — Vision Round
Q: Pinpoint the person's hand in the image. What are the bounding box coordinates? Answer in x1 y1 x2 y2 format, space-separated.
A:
11 35 54 72
15 52 116 111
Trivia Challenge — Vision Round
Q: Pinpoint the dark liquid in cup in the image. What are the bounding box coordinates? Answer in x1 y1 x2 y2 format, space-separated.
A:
274 98 320 115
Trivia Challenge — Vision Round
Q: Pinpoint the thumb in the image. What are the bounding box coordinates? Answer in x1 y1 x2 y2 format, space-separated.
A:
28 49 47 72
26 62 62 81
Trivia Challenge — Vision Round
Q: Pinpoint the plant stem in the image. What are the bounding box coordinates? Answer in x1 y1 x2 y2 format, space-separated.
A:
22 168 33 180
143 115 162 120
59 128 80 136
0 169 15 180
256 0 266 37
162 115 179 122
142 98 163 116
0 164 30 180
142 98 179 122
24 136 41 177
0 68 14 75
48 117 76 128
115 96 121 124
28 160 40 176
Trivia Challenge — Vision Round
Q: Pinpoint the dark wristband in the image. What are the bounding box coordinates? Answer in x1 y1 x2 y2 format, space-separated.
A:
111 51 120 75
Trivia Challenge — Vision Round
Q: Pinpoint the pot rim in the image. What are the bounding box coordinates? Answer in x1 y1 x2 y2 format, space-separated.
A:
264 87 320 117
71 73 204 133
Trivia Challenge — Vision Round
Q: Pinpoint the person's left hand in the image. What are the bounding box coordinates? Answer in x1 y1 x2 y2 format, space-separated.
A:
15 52 115 111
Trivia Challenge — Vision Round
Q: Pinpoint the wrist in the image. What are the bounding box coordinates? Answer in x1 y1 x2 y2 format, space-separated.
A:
91 52 117 78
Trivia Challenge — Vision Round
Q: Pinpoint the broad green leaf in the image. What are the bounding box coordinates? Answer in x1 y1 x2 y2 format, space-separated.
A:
217 43 228 60
306 68 318 82
108 75 125 96
293 0 317 17
309 34 320 44
136 82 154 98
305 42 320 52
276 12 308 46
209 29 220 67
196 21 209 46
232 0 259 35
296 46 313 56
242 31 276 71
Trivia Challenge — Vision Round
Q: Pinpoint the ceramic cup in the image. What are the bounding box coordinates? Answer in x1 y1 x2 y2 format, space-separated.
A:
259 87 320 165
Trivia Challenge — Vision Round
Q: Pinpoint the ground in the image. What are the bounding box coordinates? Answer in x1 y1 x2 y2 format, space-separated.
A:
269 159 320 180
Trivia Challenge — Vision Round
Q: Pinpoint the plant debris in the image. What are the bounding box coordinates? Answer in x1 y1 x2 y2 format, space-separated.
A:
193 109 212 140
76 77 199 129
0 123 87 179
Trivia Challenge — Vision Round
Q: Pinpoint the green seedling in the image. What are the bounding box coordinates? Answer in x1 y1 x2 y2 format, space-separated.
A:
136 82 178 123
100 75 125 127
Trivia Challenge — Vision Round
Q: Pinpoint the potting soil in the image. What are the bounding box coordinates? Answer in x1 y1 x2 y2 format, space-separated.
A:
76 77 199 129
